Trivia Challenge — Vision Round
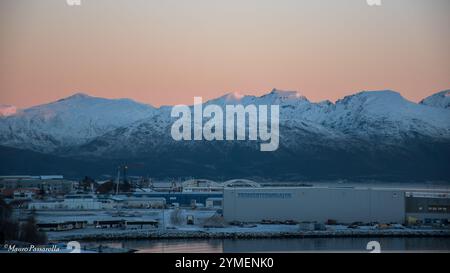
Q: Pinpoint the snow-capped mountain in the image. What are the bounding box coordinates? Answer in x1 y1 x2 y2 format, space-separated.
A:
323 90 450 140
0 93 156 152
420 90 450 109
206 89 309 107
0 104 17 117
1 89 450 180
208 89 450 141
70 89 450 157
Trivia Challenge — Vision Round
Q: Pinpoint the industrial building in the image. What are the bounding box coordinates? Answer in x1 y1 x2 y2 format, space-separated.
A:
29 194 108 210
120 197 166 209
28 192 218 210
37 220 88 232
405 191 450 224
131 192 222 207
0 175 74 195
206 197 223 209
223 187 450 224
125 220 159 229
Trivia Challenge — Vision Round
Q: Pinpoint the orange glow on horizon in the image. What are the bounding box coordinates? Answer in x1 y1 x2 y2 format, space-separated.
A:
0 0 449 108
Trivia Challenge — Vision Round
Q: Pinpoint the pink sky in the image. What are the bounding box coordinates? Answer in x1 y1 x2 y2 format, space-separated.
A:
0 0 449 108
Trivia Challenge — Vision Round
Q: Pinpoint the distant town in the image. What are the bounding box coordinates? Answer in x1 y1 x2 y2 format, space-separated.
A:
1 173 449 252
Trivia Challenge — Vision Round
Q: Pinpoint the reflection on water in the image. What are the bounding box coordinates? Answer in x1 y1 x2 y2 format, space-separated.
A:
134 240 223 253
89 237 450 253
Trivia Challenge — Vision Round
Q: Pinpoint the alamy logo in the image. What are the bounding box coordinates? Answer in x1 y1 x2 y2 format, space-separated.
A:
366 241 381 253
366 0 382 6
170 97 280 152
67 241 81 253
66 0 81 6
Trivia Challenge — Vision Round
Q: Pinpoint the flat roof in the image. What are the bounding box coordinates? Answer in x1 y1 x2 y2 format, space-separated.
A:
126 220 158 224
224 186 450 192
133 192 223 195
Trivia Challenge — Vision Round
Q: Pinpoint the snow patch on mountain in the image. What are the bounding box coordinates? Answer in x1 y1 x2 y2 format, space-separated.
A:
420 90 450 109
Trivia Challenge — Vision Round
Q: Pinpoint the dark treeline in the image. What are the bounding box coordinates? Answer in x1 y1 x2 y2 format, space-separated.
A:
0 198 47 245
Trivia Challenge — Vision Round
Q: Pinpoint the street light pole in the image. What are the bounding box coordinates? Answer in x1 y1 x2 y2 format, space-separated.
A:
161 208 166 231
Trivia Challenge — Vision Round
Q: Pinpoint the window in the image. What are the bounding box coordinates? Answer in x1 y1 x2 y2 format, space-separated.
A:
427 205 450 213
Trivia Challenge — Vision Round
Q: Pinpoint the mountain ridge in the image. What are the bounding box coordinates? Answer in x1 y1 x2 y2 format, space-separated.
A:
1 89 449 181
420 90 450 109
0 93 156 152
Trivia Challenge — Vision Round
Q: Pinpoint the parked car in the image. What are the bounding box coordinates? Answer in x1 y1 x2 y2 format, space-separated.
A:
284 220 297 225
229 221 242 226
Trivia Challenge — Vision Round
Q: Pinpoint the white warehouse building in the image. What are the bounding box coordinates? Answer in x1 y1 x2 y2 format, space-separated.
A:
223 187 450 224
29 194 105 210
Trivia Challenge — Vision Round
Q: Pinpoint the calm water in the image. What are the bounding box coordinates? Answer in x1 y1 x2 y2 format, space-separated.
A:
86 237 450 253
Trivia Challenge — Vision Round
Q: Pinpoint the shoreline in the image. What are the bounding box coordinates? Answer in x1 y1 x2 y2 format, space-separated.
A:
49 229 450 242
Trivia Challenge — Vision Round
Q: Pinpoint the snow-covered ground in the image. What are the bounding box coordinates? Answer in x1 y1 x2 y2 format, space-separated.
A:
28 208 450 242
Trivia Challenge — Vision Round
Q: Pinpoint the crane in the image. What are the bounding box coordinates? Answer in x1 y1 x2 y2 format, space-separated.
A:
115 163 145 195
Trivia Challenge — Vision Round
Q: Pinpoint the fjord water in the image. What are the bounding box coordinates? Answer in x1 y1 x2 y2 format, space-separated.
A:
89 237 450 253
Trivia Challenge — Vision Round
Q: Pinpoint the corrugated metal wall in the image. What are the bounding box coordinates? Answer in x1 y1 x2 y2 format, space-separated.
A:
223 187 405 224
